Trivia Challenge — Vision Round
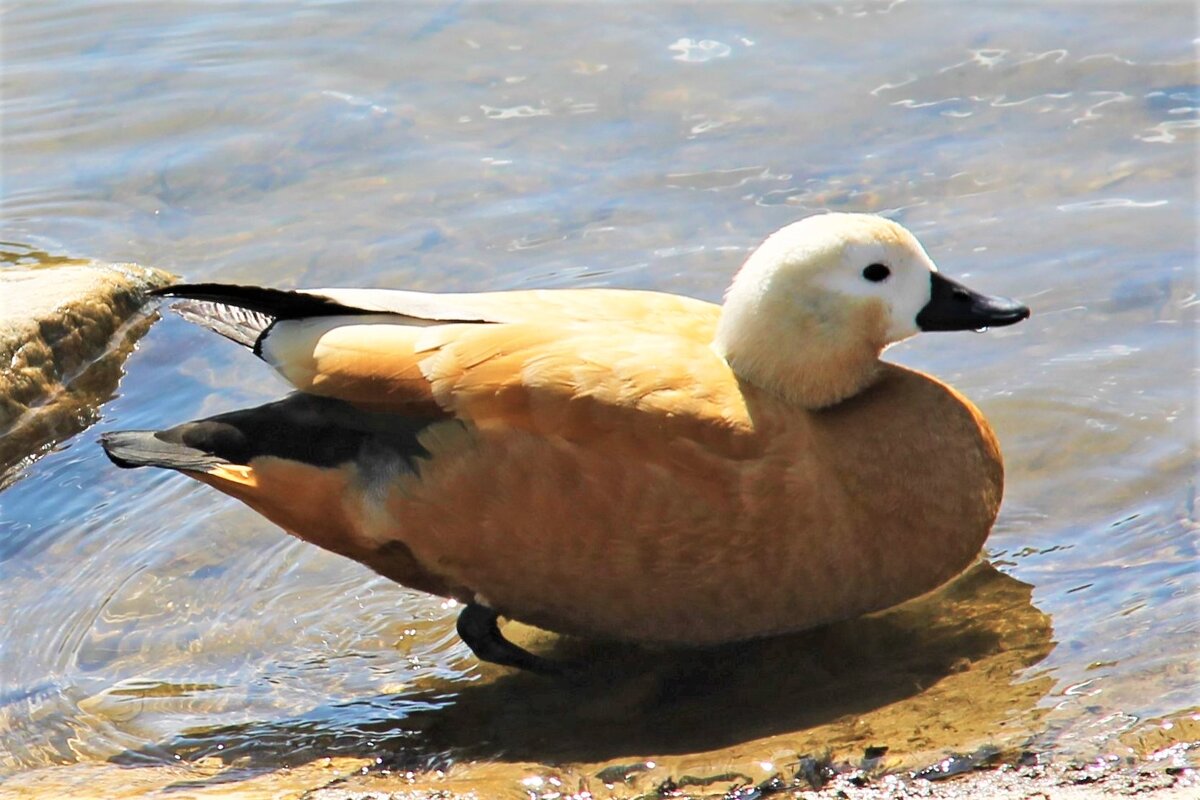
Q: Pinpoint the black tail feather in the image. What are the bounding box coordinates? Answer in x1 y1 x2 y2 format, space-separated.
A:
151 283 373 321
170 300 274 350
151 283 377 354
99 431 229 471
100 394 445 474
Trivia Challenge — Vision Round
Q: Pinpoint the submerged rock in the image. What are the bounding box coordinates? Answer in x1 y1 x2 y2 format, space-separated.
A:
0 262 173 483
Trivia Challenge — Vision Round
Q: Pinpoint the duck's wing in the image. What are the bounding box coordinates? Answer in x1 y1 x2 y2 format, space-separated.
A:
154 283 716 351
153 283 743 441
410 319 754 444
302 286 719 329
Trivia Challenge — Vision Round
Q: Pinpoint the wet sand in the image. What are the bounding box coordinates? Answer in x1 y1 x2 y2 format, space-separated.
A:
1 726 1195 799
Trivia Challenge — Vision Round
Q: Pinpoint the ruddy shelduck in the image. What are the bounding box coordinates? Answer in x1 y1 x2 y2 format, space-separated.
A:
101 213 1030 675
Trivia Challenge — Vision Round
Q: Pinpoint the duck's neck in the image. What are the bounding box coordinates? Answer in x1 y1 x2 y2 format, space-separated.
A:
713 289 886 410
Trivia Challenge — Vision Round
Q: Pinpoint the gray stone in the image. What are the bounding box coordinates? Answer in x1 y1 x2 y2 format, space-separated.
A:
0 262 174 482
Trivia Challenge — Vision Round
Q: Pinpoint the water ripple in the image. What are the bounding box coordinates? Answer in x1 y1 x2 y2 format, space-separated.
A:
1138 118 1200 144
1057 198 1170 211
480 104 550 120
667 38 732 63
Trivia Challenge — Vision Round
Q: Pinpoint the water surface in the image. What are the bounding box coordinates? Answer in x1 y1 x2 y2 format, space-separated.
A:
1 1 1196 795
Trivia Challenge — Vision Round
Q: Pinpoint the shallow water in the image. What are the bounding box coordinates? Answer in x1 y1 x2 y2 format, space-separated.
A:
1 1 1197 795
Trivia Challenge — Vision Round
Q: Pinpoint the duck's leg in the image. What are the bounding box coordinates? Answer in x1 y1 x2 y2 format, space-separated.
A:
456 603 567 676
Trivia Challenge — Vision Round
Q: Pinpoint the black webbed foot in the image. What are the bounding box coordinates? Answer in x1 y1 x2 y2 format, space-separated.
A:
456 603 578 678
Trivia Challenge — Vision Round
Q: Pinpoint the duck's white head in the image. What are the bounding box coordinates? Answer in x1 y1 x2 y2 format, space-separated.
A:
714 213 1029 408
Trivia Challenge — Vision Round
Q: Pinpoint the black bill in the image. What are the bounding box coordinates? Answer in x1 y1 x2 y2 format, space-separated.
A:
916 272 1030 332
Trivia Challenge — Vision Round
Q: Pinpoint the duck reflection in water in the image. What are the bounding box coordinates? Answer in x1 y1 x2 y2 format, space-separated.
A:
109 562 1052 787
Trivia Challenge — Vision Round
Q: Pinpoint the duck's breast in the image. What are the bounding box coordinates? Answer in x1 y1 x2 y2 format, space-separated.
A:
789 364 1004 626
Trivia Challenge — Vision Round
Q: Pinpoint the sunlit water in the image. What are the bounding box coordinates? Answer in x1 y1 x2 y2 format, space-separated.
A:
1 1 1196 794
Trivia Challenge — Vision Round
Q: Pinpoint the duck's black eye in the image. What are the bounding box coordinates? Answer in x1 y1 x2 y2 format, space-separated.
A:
862 263 890 282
